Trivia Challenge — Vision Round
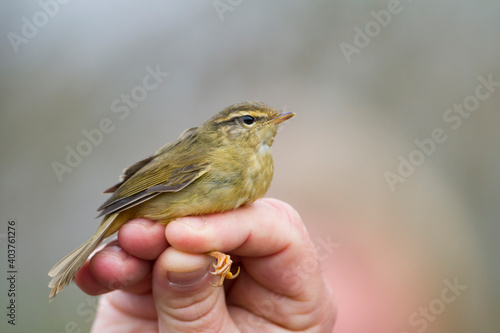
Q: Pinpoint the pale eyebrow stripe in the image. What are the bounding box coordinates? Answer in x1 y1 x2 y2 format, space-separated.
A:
215 111 268 124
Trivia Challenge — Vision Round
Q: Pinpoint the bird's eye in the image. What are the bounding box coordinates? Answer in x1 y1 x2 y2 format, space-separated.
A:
241 115 256 126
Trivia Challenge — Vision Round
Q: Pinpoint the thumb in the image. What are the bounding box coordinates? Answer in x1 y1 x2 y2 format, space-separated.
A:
152 247 237 332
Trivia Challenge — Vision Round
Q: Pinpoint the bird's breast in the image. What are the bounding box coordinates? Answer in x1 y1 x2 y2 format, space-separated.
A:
242 144 274 201
206 143 274 209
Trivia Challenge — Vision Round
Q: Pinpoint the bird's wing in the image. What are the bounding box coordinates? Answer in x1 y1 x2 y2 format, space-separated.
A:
97 157 210 217
97 127 209 217
103 127 199 194
102 155 156 193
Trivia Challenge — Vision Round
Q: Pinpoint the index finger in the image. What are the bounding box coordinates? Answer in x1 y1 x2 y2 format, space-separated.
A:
165 198 322 297
166 198 335 330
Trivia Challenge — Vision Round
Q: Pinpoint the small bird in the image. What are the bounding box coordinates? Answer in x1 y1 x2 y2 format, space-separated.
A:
48 101 294 300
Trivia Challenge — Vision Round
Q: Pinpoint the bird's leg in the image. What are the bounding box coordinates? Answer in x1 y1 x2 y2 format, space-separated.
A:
207 251 240 287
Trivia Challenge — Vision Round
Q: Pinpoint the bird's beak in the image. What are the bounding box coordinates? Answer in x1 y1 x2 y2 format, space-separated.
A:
268 112 295 125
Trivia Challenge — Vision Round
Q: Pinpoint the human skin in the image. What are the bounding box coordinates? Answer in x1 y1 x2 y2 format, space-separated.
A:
74 198 336 332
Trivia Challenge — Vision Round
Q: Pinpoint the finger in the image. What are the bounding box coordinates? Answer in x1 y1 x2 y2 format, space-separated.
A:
75 241 152 294
166 198 307 292
166 198 336 330
104 291 158 321
74 261 109 296
228 268 336 331
118 218 168 260
152 247 238 333
91 293 159 332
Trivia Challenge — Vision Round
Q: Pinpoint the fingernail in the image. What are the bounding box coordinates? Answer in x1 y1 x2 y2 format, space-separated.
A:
175 216 207 230
102 244 129 261
167 266 208 287
130 218 155 228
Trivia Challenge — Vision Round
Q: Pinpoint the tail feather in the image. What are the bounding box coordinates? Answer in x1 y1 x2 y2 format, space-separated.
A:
48 213 119 300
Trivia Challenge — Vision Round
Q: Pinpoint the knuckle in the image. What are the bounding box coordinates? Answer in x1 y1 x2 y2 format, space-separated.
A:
262 198 307 239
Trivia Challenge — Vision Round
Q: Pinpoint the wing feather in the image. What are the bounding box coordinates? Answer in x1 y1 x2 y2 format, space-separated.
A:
97 127 209 216
102 127 198 194
103 155 156 193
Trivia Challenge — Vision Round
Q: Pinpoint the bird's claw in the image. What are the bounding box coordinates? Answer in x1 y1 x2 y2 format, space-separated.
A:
208 251 240 287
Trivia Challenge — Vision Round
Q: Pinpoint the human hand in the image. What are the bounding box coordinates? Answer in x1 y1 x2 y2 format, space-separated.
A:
75 198 336 332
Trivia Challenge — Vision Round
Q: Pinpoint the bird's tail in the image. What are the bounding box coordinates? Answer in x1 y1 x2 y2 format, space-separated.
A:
48 213 119 300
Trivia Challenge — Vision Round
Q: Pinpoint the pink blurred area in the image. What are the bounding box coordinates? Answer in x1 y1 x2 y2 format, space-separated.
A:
0 1 498 332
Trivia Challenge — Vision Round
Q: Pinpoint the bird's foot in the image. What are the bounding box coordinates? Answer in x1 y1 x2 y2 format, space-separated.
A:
207 251 240 287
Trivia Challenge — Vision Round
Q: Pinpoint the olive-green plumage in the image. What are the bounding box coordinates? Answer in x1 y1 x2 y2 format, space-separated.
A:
48 101 294 299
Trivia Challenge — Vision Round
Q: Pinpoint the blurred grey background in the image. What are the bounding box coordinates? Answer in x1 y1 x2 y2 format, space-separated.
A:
1 1 499 332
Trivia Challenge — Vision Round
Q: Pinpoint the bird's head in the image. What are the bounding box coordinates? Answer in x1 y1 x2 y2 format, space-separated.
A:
202 101 294 150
